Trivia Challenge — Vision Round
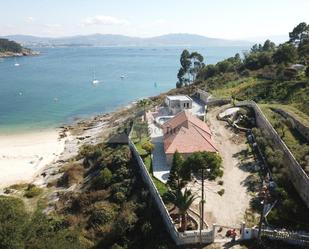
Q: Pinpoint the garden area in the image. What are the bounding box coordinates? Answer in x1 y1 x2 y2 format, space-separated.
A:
130 120 168 196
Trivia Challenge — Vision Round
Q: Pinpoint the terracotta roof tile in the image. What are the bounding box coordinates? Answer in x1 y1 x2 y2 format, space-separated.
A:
163 111 217 154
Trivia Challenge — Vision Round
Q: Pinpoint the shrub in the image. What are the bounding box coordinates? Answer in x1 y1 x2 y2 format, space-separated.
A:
141 141 155 154
218 180 224 186
59 163 85 187
24 184 43 198
110 244 123 249
93 168 113 189
112 192 126 204
88 201 117 228
217 189 225 196
0 196 27 249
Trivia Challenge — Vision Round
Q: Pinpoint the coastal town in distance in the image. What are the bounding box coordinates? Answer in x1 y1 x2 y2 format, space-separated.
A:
0 1 309 249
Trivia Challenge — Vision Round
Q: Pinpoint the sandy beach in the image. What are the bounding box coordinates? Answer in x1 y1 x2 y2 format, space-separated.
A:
0 129 65 188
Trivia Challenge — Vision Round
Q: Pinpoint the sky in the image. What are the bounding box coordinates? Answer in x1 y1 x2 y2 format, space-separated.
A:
1 0 309 40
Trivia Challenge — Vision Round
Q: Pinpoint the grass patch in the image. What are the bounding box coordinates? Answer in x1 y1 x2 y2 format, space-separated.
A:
143 154 168 196
6 183 28 191
24 184 43 198
211 77 262 99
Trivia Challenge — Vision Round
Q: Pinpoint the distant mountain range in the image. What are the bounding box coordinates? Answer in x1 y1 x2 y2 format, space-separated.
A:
2 33 254 47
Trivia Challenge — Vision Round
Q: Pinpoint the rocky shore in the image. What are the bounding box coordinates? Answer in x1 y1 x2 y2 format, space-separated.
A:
0 48 40 58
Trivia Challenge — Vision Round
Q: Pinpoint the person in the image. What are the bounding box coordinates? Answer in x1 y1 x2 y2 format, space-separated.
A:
231 229 237 242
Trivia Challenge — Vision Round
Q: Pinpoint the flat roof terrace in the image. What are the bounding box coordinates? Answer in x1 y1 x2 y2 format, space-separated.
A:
166 95 192 101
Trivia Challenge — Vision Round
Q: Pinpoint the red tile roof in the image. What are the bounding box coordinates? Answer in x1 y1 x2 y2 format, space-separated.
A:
162 111 217 154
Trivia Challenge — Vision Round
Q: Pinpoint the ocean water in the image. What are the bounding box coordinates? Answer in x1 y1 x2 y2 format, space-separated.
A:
0 46 248 133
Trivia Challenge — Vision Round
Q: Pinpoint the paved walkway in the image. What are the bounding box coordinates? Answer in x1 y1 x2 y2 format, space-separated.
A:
147 112 170 183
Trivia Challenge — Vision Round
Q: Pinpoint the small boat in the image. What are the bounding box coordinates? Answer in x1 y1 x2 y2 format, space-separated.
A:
92 67 100 85
14 58 20 67
18 91 23 96
120 75 125 79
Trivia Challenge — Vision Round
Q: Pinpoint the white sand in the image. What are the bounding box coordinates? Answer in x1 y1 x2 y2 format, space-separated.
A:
0 129 65 188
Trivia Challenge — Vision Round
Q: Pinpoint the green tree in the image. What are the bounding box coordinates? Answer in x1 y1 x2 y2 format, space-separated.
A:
289 22 309 45
182 151 223 181
166 188 196 232
167 151 185 190
177 49 191 87
262 39 276 52
134 121 148 141
273 43 298 65
189 51 204 82
137 98 151 121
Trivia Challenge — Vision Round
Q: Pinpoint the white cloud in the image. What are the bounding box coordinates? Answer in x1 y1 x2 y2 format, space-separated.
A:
44 24 62 29
81 15 130 27
26 16 35 23
153 19 167 25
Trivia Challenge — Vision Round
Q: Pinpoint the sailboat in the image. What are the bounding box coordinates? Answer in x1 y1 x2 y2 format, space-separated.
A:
92 67 100 85
14 58 20 67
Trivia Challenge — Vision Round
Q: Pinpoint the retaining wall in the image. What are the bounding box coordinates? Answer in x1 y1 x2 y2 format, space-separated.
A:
236 101 309 208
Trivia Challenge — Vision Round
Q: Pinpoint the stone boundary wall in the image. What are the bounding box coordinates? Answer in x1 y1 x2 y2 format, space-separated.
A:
128 139 214 245
236 101 309 208
271 108 309 141
206 98 231 107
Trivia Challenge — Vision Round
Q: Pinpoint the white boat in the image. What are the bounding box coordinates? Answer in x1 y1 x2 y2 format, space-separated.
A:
120 75 125 79
92 67 100 85
14 58 20 67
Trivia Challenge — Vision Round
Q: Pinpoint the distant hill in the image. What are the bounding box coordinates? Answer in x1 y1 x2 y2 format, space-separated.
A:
3 33 253 47
0 38 23 53
0 38 38 57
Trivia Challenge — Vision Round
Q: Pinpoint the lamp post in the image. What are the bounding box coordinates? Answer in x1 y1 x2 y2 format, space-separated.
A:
199 168 210 245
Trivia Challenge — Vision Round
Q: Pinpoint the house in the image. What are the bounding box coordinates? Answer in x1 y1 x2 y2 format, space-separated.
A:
196 89 211 104
162 110 218 165
165 95 192 115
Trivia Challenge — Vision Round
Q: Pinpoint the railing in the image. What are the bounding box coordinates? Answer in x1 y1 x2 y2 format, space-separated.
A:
261 228 309 246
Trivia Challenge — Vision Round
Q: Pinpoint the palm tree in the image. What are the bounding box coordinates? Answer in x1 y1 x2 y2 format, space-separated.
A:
137 98 151 121
167 188 196 232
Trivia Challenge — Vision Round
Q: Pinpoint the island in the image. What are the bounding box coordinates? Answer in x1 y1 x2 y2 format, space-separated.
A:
0 38 39 57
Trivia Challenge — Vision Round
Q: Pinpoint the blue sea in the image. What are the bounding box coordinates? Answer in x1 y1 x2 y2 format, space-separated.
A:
0 46 248 133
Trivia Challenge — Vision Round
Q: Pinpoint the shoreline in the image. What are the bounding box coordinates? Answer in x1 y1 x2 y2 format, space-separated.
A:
0 128 65 188
0 102 137 189
0 49 40 58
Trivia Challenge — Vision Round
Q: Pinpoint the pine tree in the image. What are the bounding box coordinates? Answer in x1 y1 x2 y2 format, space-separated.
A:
167 151 184 190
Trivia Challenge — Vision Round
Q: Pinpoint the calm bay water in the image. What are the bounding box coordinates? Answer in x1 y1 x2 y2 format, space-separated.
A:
0 46 248 133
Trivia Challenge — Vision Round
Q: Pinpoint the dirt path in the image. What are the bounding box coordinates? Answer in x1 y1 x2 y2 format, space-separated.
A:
188 105 255 227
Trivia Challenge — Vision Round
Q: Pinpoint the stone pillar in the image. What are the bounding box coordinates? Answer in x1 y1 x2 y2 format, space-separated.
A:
212 223 216 242
240 221 246 240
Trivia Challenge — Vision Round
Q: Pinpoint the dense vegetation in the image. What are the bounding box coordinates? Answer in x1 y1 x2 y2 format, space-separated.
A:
252 128 309 230
0 143 176 249
0 38 23 53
